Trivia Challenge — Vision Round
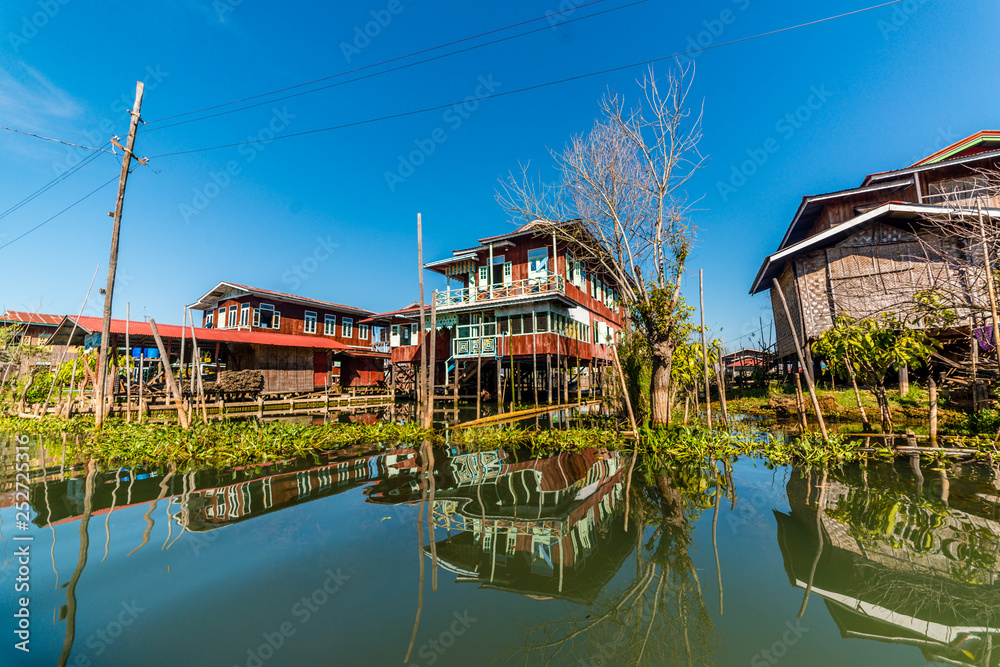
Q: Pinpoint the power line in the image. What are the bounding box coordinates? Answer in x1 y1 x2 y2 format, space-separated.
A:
148 1 903 159
0 149 105 222
141 0 648 134
0 126 116 155
0 176 118 252
144 0 618 125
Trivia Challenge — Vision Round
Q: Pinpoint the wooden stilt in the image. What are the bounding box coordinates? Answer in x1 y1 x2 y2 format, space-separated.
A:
774 278 828 441
125 303 131 422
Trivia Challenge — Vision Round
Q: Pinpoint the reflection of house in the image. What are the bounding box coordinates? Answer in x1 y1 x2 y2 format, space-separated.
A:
368 220 626 400
775 468 1000 666
751 131 1000 359
368 448 631 604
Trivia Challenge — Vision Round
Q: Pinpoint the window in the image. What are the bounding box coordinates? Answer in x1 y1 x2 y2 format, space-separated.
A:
478 266 489 287
304 311 317 334
358 324 369 340
259 304 275 329
527 248 549 279
342 317 354 338
324 315 336 336
219 307 227 328
503 261 512 284
536 312 548 332
273 311 281 330
240 303 250 327
206 312 214 328
228 305 237 328
253 308 260 327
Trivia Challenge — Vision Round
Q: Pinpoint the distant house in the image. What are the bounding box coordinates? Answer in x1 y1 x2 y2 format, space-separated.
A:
188 281 386 389
723 348 768 379
750 131 1000 359
1 311 67 375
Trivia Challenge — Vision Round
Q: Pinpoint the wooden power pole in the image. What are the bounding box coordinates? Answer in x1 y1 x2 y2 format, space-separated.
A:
95 81 144 428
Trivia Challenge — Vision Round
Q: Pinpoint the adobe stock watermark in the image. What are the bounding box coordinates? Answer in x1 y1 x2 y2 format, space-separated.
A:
281 236 339 290
340 0 413 63
716 84 834 202
52 66 170 177
877 0 929 40
750 619 809 666
677 0 752 66
235 568 350 667
78 600 145 664
214 0 243 23
384 75 501 192
4 0 71 53
407 610 477 666
179 107 295 224
907 126 960 166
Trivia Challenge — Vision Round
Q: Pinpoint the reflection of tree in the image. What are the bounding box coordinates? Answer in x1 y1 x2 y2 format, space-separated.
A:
511 460 724 666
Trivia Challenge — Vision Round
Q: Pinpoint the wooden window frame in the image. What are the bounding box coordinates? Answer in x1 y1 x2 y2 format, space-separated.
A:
304 310 317 334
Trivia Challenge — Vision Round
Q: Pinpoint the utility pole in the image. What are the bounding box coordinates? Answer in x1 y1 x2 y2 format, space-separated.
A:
95 81 144 428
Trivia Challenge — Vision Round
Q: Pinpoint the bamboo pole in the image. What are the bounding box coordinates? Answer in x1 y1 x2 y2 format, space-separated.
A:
425 293 437 429
929 372 938 446
794 372 808 431
699 269 713 431
417 213 428 419
39 265 100 415
137 351 144 424
978 202 1000 369
148 319 189 428
773 278 828 441
532 314 539 408
718 334 729 427
125 303 131 422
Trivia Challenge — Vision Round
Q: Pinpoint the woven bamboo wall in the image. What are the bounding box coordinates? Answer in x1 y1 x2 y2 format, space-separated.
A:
770 221 979 358
228 343 314 393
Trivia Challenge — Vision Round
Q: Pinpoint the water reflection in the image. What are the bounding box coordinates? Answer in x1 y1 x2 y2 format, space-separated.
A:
776 462 1000 666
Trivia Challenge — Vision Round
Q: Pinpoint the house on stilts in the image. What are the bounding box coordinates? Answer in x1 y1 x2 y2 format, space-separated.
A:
368 220 627 405
750 130 1000 377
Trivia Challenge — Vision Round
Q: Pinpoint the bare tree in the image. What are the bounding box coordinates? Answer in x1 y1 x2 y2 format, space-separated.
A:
498 63 706 425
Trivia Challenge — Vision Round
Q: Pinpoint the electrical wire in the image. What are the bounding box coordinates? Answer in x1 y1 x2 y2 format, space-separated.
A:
0 176 118 252
0 149 105 222
144 0 617 125
0 126 115 154
148 1 904 158
141 0 649 134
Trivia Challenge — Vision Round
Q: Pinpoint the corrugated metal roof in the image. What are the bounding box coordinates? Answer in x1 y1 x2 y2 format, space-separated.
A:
1 311 64 326
54 316 351 350
190 281 374 316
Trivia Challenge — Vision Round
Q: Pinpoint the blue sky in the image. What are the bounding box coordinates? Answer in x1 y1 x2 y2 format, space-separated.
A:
1 0 997 350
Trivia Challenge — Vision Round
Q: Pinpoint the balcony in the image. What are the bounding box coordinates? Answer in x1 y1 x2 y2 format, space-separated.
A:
434 273 565 308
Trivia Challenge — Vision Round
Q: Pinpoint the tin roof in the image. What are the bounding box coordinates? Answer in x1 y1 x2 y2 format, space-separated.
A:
48 316 350 351
0 311 64 326
189 281 374 316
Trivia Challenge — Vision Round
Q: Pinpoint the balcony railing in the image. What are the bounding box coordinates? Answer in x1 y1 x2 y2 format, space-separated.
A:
435 273 564 307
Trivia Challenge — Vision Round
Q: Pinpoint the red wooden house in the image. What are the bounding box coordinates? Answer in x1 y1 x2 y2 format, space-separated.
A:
188 281 387 389
368 220 627 402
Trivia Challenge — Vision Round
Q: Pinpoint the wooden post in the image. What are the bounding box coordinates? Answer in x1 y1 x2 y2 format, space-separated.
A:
929 372 938 446
546 353 552 404
453 355 459 403
425 292 437 429
718 334 729 427
508 328 514 412
122 304 130 421
148 319 189 428
179 306 187 404
700 269 713 431
95 81 144 429
532 315 539 408
495 357 501 414
978 202 1000 369
555 334 562 404
898 364 909 396
773 279 828 441
137 351 144 424
417 213 428 420
794 372 808 431
476 342 482 417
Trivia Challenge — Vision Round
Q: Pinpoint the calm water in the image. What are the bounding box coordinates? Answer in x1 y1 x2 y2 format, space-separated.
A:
2 431 999 666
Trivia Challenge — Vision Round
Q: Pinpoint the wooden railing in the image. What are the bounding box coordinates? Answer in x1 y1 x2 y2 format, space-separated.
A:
435 273 564 307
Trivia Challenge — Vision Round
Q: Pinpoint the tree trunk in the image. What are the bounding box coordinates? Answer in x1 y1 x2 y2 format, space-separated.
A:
874 384 893 434
844 359 871 432
650 355 671 426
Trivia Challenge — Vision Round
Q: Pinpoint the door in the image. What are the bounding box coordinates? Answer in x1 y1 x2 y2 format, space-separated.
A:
314 351 329 388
